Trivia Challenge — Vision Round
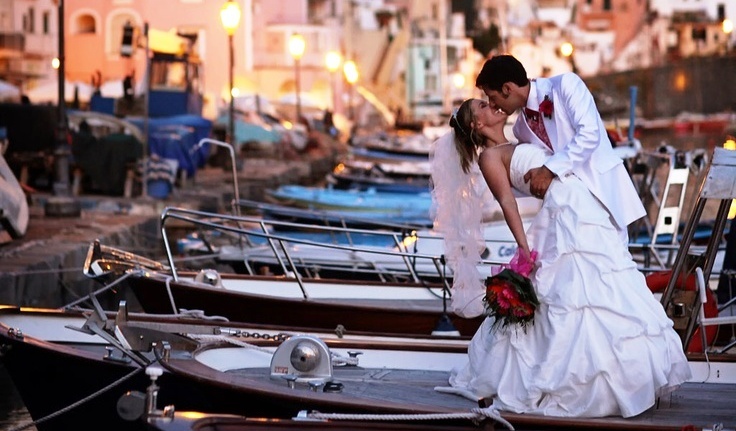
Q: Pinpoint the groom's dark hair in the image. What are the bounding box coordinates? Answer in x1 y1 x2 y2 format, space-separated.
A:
476 55 529 91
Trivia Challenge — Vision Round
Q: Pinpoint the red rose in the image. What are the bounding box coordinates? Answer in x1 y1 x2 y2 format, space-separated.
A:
539 95 553 119
484 268 540 332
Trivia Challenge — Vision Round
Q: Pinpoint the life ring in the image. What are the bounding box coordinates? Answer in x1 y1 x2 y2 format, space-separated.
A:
646 270 718 353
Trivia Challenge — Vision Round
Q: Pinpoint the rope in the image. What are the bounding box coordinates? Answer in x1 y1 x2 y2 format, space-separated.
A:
177 309 229 322
5 366 147 431
330 351 359 367
306 406 514 429
1 266 85 276
190 333 276 354
62 270 142 309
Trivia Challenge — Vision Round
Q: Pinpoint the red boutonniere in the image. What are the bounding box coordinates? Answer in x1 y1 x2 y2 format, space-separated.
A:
539 95 553 119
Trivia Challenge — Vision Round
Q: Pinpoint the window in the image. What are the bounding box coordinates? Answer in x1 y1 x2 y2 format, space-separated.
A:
43 11 50 34
107 13 136 55
74 14 96 34
603 0 612 11
27 7 35 34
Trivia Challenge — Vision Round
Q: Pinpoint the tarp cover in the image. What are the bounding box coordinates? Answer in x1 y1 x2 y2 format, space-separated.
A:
0 152 28 239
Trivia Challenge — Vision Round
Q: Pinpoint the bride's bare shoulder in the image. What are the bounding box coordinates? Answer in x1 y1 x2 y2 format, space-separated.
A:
479 146 513 172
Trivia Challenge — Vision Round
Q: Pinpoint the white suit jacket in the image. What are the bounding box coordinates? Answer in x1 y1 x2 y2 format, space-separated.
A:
512 73 646 231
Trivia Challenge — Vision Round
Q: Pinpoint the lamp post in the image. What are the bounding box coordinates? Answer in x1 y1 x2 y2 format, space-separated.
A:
45 0 80 217
343 60 358 122
289 33 306 123
325 50 342 112
220 0 241 146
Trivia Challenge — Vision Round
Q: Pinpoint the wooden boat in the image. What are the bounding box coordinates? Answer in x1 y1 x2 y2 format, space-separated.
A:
0 303 472 431
2 302 734 431
145 412 484 431
85 238 485 337
84 205 537 336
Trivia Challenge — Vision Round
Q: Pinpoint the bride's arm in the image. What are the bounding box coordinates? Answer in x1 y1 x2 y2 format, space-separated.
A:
478 150 530 257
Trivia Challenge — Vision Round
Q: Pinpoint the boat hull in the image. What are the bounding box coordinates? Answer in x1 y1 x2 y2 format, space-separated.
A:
128 275 483 337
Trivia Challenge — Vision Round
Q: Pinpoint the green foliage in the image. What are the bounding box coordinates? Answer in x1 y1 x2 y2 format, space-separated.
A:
472 23 502 57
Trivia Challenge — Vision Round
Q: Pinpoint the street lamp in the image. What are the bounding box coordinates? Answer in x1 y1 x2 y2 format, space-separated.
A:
289 33 306 123
560 42 577 74
723 19 733 53
220 0 241 146
343 60 358 121
325 50 342 112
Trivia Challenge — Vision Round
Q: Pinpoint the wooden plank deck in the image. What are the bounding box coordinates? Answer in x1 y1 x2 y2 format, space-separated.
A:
228 367 736 430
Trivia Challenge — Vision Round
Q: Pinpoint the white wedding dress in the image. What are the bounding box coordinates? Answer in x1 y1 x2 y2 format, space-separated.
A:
448 143 692 418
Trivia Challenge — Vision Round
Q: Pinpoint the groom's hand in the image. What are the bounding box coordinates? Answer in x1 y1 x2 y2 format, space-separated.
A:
524 166 555 199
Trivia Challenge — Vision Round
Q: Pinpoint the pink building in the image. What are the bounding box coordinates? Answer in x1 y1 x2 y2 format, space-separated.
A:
64 0 341 118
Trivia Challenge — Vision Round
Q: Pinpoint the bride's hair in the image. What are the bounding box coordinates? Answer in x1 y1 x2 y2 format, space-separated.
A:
449 99 485 174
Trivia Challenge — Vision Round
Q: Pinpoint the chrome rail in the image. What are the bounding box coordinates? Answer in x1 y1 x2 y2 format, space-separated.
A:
158 206 511 299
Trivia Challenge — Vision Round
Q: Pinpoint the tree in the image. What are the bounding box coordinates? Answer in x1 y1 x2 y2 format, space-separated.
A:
472 23 502 57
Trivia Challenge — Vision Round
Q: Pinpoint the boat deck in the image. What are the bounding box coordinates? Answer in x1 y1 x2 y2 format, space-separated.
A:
227 367 736 430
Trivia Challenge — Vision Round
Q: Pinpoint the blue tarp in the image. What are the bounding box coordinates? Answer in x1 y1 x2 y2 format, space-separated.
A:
128 115 212 177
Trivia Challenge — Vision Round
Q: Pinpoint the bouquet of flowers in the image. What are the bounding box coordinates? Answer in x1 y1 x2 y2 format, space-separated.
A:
484 249 539 332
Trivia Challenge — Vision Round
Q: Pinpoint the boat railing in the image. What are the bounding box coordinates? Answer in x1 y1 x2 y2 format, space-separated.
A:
627 146 720 271
658 147 736 350
158 206 509 297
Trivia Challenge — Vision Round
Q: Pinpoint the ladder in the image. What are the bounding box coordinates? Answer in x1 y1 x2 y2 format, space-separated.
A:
660 147 736 350
629 150 691 269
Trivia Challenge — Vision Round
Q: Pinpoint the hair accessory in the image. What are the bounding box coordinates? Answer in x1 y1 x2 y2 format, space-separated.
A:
450 108 469 138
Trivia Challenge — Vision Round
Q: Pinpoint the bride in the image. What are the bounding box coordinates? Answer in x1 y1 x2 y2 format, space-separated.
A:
431 98 691 418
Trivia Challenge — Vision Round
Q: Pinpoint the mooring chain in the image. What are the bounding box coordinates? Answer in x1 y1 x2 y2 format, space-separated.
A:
190 332 291 354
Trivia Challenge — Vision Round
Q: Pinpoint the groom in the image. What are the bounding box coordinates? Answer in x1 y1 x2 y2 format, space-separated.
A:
475 55 645 240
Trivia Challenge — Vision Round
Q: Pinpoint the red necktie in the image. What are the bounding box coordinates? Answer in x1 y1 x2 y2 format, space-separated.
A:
524 108 553 151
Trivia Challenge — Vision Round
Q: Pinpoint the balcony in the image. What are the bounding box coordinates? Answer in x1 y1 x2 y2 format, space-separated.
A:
0 33 25 58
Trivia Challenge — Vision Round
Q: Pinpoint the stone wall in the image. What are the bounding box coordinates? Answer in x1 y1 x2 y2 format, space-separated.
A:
585 55 736 119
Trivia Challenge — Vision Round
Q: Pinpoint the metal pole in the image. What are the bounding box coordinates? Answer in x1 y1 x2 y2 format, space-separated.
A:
54 0 69 196
295 57 301 123
228 33 235 145
628 86 637 142
45 0 80 217
142 22 150 198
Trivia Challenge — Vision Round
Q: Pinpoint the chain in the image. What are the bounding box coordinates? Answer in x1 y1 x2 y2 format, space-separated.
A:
219 328 292 342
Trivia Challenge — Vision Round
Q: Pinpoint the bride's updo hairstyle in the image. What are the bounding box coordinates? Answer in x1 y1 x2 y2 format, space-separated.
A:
449 99 484 174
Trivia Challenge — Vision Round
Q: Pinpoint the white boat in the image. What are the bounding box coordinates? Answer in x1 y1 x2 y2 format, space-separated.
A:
2 302 733 431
